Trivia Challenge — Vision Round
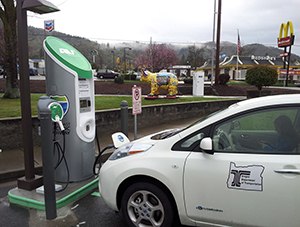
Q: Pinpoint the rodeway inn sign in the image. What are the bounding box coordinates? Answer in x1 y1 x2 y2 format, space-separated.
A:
251 55 276 61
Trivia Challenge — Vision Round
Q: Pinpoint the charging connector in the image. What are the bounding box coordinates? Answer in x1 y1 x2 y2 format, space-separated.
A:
55 115 65 131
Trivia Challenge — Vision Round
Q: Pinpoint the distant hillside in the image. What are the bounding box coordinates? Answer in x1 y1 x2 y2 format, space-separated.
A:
28 26 300 69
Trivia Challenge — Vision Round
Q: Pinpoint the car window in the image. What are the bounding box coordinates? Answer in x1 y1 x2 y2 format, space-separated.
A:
212 106 300 154
172 126 211 151
181 133 205 148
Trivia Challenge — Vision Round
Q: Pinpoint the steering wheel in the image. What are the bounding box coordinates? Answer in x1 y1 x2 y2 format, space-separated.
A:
218 130 234 150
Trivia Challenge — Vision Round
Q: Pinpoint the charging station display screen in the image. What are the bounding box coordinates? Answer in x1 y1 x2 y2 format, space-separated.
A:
80 99 87 108
80 98 91 112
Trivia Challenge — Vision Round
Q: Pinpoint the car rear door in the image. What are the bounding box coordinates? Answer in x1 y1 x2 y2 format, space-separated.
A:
183 106 300 227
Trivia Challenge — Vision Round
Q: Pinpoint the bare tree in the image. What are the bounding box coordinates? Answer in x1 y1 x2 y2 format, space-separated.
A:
0 0 19 98
187 45 205 69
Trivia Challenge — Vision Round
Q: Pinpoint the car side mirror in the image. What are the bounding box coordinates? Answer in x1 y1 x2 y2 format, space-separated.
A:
231 121 241 130
200 137 214 155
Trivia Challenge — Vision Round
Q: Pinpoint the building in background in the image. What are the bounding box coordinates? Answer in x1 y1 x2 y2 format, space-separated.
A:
197 55 300 83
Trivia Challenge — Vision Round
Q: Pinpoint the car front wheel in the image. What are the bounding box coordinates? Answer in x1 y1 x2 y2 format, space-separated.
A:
121 182 174 227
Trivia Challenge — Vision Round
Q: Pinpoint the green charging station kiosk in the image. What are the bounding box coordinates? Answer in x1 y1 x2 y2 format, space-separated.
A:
43 36 95 182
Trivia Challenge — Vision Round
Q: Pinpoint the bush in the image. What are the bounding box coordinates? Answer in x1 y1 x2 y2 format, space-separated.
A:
183 78 193 84
90 62 99 71
218 74 230 85
114 76 124 84
246 65 278 90
122 74 137 80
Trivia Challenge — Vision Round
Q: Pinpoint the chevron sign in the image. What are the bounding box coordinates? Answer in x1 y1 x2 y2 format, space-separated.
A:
44 20 54 32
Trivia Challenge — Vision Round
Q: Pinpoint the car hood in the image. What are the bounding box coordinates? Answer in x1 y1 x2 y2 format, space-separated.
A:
149 128 182 140
131 128 182 145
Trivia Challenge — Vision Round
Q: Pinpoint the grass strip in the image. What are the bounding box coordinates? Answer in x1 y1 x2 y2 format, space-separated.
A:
0 94 232 119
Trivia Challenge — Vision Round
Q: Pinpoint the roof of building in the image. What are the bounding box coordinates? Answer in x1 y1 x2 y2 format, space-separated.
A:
199 55 300 70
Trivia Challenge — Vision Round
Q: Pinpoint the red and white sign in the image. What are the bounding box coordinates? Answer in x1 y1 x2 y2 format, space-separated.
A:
278 36 293 47
280 52 289 57
132 87 142 115
278 69 300 75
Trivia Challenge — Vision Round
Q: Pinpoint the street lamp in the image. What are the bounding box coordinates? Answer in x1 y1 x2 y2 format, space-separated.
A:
111 50 115 70
22 0 59 13
17 0 59 191
124 47 131 73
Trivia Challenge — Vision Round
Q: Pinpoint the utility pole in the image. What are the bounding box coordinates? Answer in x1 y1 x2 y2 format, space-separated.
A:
211 0 217 86
215 0 222 85
150 37 153 72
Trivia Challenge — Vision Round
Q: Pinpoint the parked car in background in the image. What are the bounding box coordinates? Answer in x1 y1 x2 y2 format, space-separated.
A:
96 69 120 79
136 72 141 80
29 68 38 76
99 94 300 227
294 81 300 87
127 71 138 76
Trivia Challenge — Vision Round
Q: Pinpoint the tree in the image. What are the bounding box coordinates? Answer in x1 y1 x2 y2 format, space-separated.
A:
119 61 134 73
0 27 5 69
187 45 205 69
134 43 179 72
246 65 278 90
179 53 187 65
0 0 19 99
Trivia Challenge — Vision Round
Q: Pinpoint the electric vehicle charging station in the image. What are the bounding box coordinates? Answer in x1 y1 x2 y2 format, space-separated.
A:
193 70 204 97
43 36 95 183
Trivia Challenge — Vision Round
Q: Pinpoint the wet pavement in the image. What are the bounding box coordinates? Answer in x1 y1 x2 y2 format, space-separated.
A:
0 117 199 227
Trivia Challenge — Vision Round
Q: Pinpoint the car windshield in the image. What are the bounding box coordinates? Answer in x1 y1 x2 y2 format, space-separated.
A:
150 107 230 140
183 107 229 130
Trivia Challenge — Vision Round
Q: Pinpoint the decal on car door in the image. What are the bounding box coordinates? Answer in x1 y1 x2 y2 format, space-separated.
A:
227 162 265 191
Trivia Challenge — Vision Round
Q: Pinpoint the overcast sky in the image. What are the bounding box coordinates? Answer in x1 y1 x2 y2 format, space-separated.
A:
27 0 300 55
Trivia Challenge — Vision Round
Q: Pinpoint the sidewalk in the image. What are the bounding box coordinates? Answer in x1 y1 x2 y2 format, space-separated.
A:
0 117 199 183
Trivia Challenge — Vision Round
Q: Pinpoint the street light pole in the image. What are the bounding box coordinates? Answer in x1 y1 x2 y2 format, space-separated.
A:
111 50 115 70
17 0 42 191
123 47 131 73
215 0 222 85
16 0 59 191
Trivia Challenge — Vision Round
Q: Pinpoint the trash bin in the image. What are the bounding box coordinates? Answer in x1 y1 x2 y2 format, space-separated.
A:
193 71 204 97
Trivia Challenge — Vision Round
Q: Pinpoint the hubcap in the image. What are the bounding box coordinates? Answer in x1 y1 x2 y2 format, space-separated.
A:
127 190 164 227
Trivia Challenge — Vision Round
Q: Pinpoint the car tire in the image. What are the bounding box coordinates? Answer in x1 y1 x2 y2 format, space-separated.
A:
121 182 174 227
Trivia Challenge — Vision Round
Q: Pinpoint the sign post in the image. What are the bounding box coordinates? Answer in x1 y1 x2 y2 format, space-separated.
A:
132 86 142 140
277 21 295 86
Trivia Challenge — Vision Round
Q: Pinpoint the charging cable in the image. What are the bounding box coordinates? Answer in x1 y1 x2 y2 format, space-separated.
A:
53 122 69 193
93 128 114 175
48 102 69 192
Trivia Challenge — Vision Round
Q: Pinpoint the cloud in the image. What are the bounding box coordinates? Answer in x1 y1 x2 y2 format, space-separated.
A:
27 0 300 55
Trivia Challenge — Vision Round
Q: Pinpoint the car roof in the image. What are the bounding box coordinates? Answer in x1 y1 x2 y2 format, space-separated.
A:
181 94 300 136
230 94 300 111
217 94 300 122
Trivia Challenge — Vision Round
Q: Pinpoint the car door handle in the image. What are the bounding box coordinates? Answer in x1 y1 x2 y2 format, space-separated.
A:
274 169 300 174
240 134 250 139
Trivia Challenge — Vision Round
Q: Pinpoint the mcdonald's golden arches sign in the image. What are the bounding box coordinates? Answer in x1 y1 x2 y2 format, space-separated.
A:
278 21 294 47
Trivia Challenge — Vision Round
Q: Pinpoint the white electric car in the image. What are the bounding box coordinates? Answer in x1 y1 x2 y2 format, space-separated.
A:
99 94 300 227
